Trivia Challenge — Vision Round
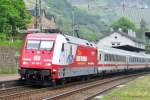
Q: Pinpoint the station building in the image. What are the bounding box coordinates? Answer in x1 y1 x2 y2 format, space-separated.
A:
97 30 145 52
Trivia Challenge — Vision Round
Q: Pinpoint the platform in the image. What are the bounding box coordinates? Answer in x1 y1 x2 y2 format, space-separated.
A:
0 74 20 82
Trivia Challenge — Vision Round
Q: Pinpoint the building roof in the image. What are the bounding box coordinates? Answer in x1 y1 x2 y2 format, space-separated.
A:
99 31 144 44
114 45 145 52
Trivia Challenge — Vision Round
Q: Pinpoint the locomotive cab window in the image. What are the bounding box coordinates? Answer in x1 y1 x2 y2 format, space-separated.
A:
26 40 54 50
40 41 54 50
26 40 40 50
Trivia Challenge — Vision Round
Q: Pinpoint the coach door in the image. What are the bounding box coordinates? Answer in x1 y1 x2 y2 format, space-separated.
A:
97 50 104 73
126 56 130 70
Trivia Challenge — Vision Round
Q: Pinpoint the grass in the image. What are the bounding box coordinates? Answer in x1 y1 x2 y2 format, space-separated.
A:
0 67 18 74
0 40 22 48
102 75 150 100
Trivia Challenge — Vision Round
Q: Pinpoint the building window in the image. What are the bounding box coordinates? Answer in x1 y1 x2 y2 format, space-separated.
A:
115 36 117 39
112 43 115 45
117 43 120 45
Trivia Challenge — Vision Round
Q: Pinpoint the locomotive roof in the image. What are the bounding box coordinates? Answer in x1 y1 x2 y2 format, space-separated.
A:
64 35 96 48
27 33 57 37
27 33 96 48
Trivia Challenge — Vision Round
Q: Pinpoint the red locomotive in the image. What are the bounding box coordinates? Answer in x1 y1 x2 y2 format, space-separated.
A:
19 33 150 85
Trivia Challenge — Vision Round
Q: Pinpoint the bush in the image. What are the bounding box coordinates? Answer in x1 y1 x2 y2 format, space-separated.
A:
0 67 18 74
0 33 7 40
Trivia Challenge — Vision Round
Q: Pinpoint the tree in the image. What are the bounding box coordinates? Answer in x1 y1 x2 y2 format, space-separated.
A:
111 17 137 33
137 19 149 38
0 0 31 36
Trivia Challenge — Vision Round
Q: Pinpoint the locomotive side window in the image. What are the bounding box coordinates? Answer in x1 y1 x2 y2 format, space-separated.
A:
61 43 64 51
40 41 54 50
26 40 40 50
104 54 107 61
99 54 101 60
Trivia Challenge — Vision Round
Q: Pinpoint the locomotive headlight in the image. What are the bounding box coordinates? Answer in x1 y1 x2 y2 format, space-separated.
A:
45 63 51 66
23 61 28 65
52 69 57 72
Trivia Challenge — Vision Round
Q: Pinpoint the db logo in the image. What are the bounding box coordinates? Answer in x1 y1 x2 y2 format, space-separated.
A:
34 56 41 61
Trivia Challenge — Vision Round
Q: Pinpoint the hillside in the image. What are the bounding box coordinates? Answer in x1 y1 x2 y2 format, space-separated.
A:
24 0 109 41
69 0 150 39
24 0 150 40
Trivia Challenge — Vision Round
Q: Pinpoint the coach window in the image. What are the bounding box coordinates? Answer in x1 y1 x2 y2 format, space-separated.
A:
120 56 123 62
112 43 115 46
144 59 146 63
106 54 108 61
114 55 117 62
122 57 124 62
109 54 112 62
108 54 111 61
132 58 134 62
131 58 133 62
120 56 122 62
142 59 144 62
135 58 137 62
119 56 121 61
112 54 114 62
117 43 120 45
107 54 109 61
104 54 107 61
139 58 141 62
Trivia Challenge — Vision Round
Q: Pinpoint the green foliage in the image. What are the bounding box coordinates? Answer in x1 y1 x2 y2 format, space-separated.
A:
0 40 22 48
0 33 7 40
0 0 31 36
45 0 107 41
137 19 149 39
111 17 137 33
0 67 17 74
102 75 150 100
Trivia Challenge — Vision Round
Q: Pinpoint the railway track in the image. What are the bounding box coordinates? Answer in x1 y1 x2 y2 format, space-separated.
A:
0 72 148 100
0 80 20 89
43 72 148 100
0 85 41 98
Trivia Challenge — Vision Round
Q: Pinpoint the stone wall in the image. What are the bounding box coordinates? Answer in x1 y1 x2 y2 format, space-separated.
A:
0 46 19 67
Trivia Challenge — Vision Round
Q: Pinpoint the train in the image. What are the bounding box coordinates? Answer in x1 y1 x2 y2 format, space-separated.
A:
19 33 150 85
